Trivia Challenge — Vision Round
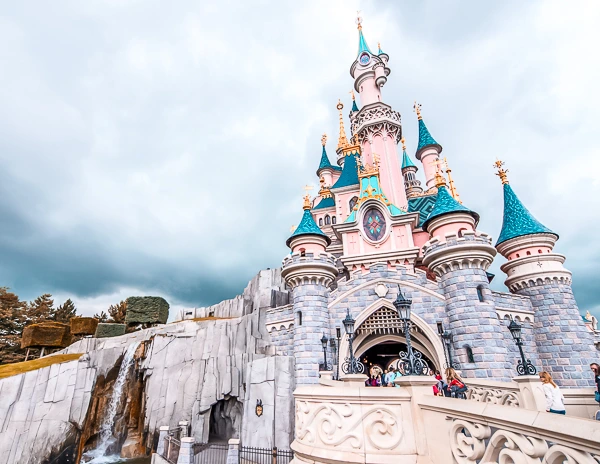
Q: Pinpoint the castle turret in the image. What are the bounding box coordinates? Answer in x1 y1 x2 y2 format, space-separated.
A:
423 169 513 380
282 195 338 385
400 137 423 198
316 134 340 187
414 102 442 190
494 161 596 386
349 15 407 211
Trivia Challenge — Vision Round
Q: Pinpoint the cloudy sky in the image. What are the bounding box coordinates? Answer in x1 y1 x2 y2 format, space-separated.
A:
1 1 599 320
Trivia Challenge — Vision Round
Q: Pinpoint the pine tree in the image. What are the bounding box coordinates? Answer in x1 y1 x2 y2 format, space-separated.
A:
54 298 78 323
108 300 127 323
94 311 109 323
26 294 55 325
0 287 27 364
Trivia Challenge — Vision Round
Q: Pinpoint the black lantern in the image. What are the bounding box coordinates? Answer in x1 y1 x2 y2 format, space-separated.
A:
340 309 364 375
335 327 342 380
441 330 459 369
393 287 426 376
343 309 355 336
507 318 536 376
320 333 330 371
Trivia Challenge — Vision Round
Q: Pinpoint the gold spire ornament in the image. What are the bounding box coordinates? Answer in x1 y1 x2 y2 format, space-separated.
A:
356 11 363 30
336 100 350 150
401 137 407 151
350 89 355 101
443 158 462 203
321 133 327 146
432 159 447 188
494 159 509 185
413 101 423 120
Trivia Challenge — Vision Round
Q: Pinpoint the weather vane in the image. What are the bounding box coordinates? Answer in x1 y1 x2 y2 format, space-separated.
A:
321 133 327 146
356 11 362 29
413 101 422 119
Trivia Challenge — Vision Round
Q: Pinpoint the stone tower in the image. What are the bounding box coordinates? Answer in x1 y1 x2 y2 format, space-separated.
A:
494 161 596 386
422 170 513 380
282 195 338 385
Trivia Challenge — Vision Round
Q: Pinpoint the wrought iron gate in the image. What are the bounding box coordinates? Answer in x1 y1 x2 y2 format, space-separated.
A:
194 442 228 464
238 446 293 464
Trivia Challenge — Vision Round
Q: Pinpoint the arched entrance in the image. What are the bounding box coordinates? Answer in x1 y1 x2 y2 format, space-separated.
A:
357 338 436 376
337 298 445 375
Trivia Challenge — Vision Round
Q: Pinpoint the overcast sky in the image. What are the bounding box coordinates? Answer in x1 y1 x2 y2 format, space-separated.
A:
1 1 598 320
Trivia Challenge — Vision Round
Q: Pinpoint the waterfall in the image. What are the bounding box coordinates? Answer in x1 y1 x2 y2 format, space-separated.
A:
81 341 141 464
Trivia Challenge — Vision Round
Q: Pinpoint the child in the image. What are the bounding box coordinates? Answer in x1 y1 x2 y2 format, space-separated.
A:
539 371 566 415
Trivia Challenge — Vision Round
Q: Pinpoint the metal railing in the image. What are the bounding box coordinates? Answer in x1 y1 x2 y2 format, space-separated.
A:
164 435 181 464
239 446 294 464
194 442 228 464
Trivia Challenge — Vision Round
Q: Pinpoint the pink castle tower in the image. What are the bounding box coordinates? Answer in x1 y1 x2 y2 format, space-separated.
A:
349 15 408 211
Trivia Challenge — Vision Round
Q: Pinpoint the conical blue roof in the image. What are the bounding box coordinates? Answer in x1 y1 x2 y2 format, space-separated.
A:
286 208 330 247
378 43 385 55
358 29 372 56
422 186 479 232
313 196 335 210
352 99 359 112
496 184 557 246
317 146 334 174
331 152 360 189
416 118 441 157
401 149 416 169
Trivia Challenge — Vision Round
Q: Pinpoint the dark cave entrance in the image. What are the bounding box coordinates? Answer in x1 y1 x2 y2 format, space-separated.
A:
208 397 243 443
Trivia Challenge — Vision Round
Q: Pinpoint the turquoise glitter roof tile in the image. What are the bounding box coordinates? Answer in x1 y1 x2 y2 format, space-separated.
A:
352 99 359 112
416 118 441 155
331 152 360 189
317 146 335 174
496 183 557 246
401 149 416 169
286 208 330 247
358 29 372 56
408 194 437 228
312 196 335 210
422 186 479 231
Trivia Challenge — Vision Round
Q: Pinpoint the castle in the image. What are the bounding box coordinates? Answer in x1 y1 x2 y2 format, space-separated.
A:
269 15 599 388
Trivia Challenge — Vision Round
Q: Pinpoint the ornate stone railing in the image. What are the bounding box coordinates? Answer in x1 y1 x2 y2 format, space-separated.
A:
463 379 522 408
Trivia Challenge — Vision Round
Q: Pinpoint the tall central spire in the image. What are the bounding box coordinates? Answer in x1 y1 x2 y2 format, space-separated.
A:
356 12 372 56
336 100 349 150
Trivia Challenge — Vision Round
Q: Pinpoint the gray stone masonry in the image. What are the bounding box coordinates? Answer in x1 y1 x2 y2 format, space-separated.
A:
438 267 513 381
517 282 596 387
291 282 331 385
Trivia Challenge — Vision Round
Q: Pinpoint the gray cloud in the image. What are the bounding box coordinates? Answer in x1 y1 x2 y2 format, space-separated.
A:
0 1 598 320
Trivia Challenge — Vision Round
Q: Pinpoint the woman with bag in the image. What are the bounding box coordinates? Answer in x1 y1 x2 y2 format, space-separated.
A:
445 368 467 399
540 371 566 415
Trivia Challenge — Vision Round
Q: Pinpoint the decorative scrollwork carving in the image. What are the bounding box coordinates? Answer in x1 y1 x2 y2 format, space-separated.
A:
450 419 599 464
466 386 521 407
351 105 402 144
295 401 403 451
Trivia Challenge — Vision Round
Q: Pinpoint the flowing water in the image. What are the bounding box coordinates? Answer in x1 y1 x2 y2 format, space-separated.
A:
81 341 141 464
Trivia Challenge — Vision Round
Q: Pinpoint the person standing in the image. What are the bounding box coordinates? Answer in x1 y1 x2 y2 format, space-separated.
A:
591 363 600 420
540 371 566 415
381 369 389 387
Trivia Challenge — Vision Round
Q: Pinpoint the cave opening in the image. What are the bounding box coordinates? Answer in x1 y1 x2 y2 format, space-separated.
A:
208 397 243 443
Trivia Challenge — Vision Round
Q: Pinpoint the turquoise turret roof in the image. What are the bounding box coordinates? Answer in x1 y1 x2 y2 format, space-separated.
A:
352 99 359 112
345 175 405 223
286 208 330 247
317 146 334 173
331 152 360 189
358 28 372 56
378 43 384 55
416 118 441 156
496 183 557 246
401 149 417 169
312 196 335 210
422 185 479 232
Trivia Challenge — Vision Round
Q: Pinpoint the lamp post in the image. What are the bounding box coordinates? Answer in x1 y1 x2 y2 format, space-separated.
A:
393 287 426 375
335 327 341 380
341 309 364 375
320 333 330 371
441 330 460 370
508 318 536 376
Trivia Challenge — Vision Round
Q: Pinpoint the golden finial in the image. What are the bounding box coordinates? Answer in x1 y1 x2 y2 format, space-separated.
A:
356 11 362 30
302 194 312 210
378 42 381 50
290 225 297 233
413 101 422 120
432 159 446 188
336 99 350 150
401 137 406 151
350 89 355 101
494 159 509 185
585 310 592 321
443 158 462 203
321 133 327 147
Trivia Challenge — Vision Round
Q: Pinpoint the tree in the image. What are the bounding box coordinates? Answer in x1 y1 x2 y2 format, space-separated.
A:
54 298 78 323
26 294 55 325
94 311 109 323
0 287 27 364
108 300 127 323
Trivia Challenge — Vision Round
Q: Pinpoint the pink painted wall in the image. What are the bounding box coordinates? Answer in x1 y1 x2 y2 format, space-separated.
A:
292 242 326 255
428 221 474 240
419 147 440 189
506 246 552 261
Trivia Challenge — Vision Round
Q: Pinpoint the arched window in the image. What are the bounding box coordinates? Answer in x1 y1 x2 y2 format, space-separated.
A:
297 311 302 326
349 196 359 211
465 345 475 364
538 249 543 254
332 216 337 225
458 228 468 238
299 248 306 257
476 285 485 302
516 253 520 258
318 218 323 226
526 251 531 256
325 215 331 225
